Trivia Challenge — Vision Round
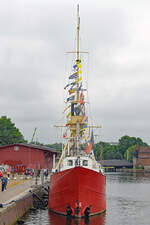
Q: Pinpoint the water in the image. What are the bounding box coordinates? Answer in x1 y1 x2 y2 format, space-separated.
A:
21 172 150 225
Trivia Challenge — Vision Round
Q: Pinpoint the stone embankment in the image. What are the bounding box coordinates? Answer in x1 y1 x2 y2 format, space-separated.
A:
0 176 49 225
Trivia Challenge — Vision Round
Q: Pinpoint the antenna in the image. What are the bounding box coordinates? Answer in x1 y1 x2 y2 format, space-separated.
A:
77 4 80 60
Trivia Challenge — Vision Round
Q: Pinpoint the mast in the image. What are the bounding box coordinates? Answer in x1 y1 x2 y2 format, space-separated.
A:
76 4 80 156
76 4 80 103
53 5 102 171
77 4 80 60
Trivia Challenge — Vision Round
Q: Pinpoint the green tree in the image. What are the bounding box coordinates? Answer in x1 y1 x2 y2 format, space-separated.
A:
46 143 63 153
124 145 136 162
30 141 43 145
118 135 148 157
93 142 122 160
0 116 25 145
93 136 148 160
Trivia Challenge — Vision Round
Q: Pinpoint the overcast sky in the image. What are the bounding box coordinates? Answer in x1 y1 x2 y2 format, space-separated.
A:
0 0 150 144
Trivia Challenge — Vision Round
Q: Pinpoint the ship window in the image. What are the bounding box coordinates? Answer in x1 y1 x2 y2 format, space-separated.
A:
68 160 73 166
83 160 88 166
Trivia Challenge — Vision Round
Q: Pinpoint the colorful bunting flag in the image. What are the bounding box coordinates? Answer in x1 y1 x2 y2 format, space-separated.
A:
84 116 88 123
81 104 86 114
67 95 75 102
64 105 71 113
81 115 87 123
70 83 76 90
73 63 81 69
71 81 76 85
77 83 82 92
63 132 67 138
75 77 82 84
80 91 84 104
66 111 71 118
86 130 94 155
64 83 70 89
81 114 85 123
69 70 82 79
83 133 88 142
69 89 76 95
64 80 78 90
73 64 78 69
69 73 78 79
77 63 81 68
80 125 88 132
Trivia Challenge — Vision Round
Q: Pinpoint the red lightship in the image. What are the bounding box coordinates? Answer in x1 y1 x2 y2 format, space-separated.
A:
48 5 106 217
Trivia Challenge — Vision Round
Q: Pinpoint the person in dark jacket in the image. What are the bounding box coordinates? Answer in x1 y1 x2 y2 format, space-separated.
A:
44 169 48 180
1 177 7 192
4 177 8 191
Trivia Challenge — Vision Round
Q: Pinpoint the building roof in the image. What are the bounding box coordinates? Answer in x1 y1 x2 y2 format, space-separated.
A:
102 159 133 167
0 143 58 154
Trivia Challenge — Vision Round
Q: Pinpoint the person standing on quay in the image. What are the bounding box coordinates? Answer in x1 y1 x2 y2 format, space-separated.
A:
0 170 3 178
4 176 8 191
1 177 7 192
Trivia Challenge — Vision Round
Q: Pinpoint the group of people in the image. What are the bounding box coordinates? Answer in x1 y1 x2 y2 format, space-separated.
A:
25 168 35 178
0 167 49 192
0 171 8 192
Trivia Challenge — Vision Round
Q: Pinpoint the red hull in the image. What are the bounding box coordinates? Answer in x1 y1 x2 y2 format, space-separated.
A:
48 166 106 217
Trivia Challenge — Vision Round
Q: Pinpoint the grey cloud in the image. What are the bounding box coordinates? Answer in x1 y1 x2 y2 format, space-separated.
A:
0 0 150 144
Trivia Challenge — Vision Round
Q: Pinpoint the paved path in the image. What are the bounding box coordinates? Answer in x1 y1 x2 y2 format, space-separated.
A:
0 177 49 204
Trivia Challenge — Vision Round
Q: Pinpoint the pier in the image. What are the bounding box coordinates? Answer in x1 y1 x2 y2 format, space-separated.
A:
0 176 49 225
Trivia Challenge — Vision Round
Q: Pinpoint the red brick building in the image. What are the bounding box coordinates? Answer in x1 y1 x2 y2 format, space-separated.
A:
0 143 57 172
133 145 150 170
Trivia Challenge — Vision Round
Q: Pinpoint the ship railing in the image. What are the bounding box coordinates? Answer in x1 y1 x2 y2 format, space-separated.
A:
54 140 69 172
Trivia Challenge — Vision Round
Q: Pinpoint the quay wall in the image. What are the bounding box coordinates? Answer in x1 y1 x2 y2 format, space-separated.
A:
0 185 44 225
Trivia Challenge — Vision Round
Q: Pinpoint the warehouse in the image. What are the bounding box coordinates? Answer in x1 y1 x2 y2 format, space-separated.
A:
0 143 57 173
133 145 150 171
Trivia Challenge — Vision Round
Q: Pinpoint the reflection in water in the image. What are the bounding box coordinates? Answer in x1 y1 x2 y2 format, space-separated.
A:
49 212 106 225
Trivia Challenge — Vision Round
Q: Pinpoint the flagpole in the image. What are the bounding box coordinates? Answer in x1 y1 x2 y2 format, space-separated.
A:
77 4 80 60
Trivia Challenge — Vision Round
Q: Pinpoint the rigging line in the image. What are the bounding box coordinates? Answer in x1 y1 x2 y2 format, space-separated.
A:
53 107 67 125
63 53 69 123
54 116 66 124
86 52 98 127
86 52 93 125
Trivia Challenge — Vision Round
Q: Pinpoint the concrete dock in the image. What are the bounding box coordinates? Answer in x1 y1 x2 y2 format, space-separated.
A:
0 177 49 225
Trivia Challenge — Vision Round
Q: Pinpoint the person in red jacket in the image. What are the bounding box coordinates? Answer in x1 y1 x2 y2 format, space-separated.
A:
0 170 3 178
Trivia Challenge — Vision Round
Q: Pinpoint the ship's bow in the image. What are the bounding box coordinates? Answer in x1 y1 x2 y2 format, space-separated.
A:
49 166 106 217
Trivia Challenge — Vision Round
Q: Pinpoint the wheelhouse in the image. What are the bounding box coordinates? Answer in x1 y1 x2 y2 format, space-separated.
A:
60 156 103 173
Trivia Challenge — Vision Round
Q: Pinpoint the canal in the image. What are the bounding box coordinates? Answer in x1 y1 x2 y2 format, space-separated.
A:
20 172 150 225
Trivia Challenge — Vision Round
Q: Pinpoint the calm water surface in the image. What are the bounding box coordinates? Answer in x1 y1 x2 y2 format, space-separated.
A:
21 172 150 225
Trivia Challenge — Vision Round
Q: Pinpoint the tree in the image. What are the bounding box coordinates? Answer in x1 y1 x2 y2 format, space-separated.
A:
93 142 122 160
46 143 63 153
118 135 148 157
0 116 25 145
124 145 136 162
93 136 148 160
